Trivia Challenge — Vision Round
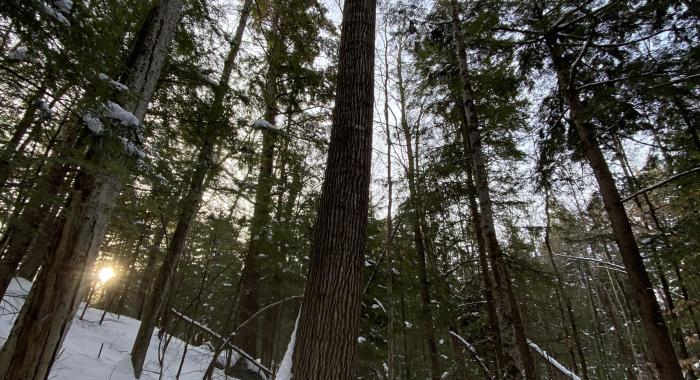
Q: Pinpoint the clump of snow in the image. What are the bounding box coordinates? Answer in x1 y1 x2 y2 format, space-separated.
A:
5 47 30 62
82 112 104 135
106 101 139 127
252 119 279 131
41 4 70 26
98 73 129 92
276 312 300 380
118 137 145 159
357 336 366 343
0 277 230 379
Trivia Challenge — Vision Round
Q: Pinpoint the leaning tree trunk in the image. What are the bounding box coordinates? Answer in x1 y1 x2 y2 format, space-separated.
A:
449 1 533 378
0 1 184 379
287 0 376 375
130 1 251 375
459 97 506 377
545 36 683 380
235 8 281 355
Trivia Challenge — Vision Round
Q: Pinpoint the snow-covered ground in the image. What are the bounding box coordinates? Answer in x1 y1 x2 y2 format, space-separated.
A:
0 278 232 379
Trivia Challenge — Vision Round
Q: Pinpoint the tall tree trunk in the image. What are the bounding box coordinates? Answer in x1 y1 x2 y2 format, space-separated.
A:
114 221 151 316
130 1 251 375
0 1 184 378
543 193 589 379
235 8 281 356
395 39 441 380
287 0 376 375
460 98 505 378
383 33 395 380
545 36 683 379
136 221 167 320
449 1 533 378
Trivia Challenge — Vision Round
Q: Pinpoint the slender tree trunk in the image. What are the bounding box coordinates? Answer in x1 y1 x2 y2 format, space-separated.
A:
236 8 281 355
128 1 250 375
449 1 533 377
288 0 376 375
460 102 505 378
586 263 637 379
543 193 589 379
137 223 166 319
381 31 395 379
582 269 611 380
114 221 150 316
0 1 184 378
395 39 441 380
545 36 683 379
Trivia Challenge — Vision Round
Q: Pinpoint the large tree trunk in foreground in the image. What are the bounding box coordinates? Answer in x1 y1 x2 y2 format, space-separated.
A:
545 36 683 380
450 1 533 378
130 1 251 375
287 0 376 376
0 1 184 379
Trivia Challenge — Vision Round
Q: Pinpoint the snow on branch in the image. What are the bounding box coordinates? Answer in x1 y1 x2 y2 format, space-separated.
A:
552 254 626 273
105 101 139 127
40 3 70 26
528 340 582 380
4 47 31 62
252 119 281 132
82 112 104 135
98 73 128 92
170 308 272 377
449 331 492 379
621 166 700 203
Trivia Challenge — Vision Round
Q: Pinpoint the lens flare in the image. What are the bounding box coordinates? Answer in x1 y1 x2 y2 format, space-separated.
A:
98 266 115 283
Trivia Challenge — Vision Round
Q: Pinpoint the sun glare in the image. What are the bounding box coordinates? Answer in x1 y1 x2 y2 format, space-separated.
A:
98 266 115 284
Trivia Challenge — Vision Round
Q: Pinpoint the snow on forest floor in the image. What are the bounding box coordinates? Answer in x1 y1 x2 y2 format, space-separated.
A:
0 277 234 380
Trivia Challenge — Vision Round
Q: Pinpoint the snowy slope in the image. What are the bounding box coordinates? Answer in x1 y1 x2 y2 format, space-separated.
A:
0 278 233 380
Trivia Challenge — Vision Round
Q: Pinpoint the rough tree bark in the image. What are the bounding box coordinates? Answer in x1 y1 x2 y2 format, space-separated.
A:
545 35 683 379
287 0 376 375
0 1 184 378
